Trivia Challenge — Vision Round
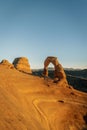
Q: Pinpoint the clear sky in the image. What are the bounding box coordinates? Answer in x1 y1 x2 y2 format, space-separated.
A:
0 0 87 69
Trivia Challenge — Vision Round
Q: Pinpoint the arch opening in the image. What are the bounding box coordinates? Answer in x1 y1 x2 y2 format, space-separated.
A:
47 63 55 78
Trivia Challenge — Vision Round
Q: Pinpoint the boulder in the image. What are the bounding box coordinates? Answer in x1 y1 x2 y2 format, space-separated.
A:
0 59 14 69
13 57 32 74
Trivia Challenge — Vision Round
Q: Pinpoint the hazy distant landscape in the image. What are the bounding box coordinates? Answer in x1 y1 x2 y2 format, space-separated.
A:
32 68 87 92
65 69 87 92
65 69 87 79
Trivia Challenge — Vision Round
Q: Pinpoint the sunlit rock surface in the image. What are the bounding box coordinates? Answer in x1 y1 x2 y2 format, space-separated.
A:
13 57 32 74
0 64 87 130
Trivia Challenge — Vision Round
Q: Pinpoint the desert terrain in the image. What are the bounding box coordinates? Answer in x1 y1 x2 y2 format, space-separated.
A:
0 62 87 130
33 68 87 93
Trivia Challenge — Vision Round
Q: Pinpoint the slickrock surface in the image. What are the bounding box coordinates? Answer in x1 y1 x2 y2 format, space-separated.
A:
0 65 87 130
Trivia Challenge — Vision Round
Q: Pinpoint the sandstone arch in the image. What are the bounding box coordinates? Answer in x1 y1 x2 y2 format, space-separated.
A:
43 56 68 85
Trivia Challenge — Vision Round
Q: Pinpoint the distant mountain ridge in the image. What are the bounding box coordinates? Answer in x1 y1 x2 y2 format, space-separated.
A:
65 69 87 79
32 68 87 79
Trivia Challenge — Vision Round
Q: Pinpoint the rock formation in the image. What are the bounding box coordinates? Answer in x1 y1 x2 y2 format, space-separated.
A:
13 57 32 74
43 56 68 86
0 59 14 69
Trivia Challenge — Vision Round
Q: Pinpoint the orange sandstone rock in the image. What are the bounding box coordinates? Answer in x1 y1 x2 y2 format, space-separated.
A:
43 56 68 86
13 57 32 74
0 59 14 69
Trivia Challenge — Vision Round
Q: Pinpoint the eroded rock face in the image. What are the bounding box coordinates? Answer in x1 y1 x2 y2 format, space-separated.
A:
13 57 32 74
43 56 68 86
0 59 14 69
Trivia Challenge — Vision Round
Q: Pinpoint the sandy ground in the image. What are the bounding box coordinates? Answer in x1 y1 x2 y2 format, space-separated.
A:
0 65 87 130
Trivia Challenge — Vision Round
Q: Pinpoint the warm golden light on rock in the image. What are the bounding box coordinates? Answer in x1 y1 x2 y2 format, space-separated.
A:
0 57 87 130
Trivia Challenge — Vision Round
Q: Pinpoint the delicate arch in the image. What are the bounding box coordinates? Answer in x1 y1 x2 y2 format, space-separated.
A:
43 56 67 83
44 56 59 69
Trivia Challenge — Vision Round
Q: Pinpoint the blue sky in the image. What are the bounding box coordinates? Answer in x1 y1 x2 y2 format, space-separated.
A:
0 0 87 69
